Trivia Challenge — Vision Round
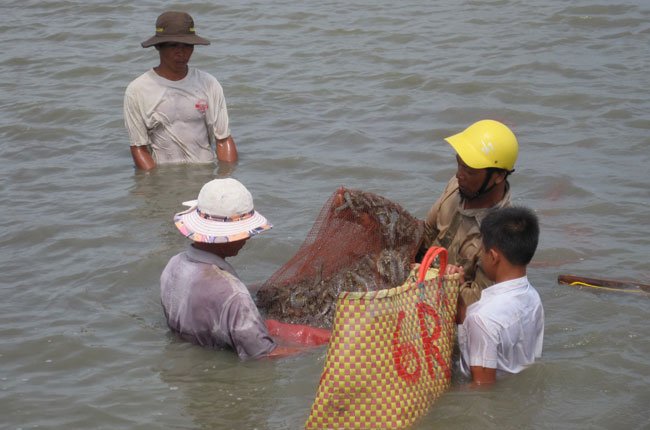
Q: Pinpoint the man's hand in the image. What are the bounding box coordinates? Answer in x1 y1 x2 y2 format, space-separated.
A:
266 345 305 358
445 264 465 284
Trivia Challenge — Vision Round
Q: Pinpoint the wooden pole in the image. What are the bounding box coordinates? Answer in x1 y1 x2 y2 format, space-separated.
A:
557 274 650 293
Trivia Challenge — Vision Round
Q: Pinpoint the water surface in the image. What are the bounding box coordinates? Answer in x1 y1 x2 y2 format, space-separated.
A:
1 1 649 429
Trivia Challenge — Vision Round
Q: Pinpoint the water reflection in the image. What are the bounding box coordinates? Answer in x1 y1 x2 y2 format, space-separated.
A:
157 338 327 429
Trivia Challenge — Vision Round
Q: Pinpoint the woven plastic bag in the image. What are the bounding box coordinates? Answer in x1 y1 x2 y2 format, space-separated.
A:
305 247 460 430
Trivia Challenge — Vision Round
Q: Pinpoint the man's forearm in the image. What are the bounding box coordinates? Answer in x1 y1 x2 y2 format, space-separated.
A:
216 135 238 163
130 146 156 170
470 366 496 385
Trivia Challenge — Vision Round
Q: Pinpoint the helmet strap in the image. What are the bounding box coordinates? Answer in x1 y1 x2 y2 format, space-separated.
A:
470 169 496 200
458 170 493 201
463 169 511 201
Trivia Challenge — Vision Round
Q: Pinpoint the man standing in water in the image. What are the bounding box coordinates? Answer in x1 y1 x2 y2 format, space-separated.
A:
161 178 311 359
124 11 238 170
418 119 518 320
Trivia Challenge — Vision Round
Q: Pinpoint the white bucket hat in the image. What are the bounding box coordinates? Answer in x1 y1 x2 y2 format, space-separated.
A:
174 178 272 243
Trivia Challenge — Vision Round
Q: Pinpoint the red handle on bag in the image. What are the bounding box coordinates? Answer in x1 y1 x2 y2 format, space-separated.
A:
417 246 448 283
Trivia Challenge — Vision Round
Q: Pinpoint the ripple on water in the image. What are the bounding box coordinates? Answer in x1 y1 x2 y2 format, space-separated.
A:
1 1 650 429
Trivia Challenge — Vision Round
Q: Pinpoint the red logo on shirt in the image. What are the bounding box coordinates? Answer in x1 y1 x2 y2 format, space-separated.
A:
195 100 208 113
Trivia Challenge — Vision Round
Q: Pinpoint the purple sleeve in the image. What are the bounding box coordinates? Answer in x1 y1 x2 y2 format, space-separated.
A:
225 293 277 360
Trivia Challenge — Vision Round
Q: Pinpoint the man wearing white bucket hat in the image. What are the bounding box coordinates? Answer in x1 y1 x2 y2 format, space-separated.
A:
160 178 294 359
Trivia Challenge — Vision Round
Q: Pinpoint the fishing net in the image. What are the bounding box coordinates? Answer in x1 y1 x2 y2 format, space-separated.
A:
256 187 425 329
305 247 460 430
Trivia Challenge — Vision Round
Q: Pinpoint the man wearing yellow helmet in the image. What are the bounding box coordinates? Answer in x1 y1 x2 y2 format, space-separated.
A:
418 120 519 318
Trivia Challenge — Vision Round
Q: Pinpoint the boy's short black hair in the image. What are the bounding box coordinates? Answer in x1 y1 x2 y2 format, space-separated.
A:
480 206 539 266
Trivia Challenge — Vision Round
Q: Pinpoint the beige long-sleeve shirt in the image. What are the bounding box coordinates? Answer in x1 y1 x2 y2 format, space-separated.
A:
420 176 511 306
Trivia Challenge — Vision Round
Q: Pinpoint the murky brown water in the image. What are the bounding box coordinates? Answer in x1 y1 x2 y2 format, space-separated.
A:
1 1 649 429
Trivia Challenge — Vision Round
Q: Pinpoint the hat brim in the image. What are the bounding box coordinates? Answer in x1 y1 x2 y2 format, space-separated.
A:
445 134 489 170
141 34 211 48
174 206 272 243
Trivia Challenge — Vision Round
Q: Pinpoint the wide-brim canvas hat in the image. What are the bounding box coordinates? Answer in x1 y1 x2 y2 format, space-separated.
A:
141 11 210 48
174 178 272 243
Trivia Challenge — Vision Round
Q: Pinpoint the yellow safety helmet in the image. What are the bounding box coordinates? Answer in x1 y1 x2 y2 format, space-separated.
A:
444 119 518 171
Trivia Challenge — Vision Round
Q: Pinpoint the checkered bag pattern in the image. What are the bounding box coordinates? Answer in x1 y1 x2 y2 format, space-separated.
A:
305 247 460 430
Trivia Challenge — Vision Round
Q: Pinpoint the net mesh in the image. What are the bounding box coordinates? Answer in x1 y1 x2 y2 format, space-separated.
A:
256 187 425 328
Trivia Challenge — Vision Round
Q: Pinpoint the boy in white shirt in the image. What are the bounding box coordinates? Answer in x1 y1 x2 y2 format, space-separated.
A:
457 206 544 385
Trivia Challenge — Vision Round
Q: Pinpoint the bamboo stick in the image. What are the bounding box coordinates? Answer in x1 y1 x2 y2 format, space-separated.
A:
557 274 650 293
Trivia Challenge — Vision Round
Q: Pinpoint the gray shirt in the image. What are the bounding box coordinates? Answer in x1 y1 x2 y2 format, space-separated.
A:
160 246 276 359
124 68 231 164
